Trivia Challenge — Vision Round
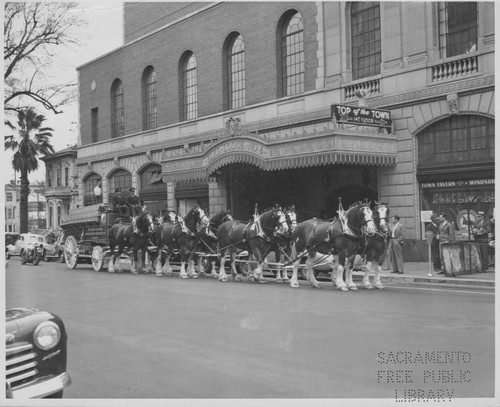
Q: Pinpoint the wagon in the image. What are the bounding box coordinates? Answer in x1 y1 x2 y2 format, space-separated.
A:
59 204 129 271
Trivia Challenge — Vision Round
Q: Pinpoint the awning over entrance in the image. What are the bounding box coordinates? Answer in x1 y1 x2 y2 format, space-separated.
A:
161 131 397 183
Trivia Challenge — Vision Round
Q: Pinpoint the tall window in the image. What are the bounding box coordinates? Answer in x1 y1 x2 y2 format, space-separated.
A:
438 2 478 58
143 67 158 130
91 108 99 143
281 11 304 96
111 79 125 138
6 192 12 201
84 173 101 206
64 167 69 187
228 34 246 109
140 164 165 192
181 53 197 120
351 2 381 80
111 169 132 192
56 168 61 187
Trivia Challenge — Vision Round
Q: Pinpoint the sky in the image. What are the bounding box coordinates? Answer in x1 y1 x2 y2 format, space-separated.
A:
3 1 124 183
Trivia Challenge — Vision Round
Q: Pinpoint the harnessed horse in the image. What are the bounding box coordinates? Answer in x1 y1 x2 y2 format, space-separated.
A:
154 206 209 279
216 207 289 283
289 203 377 291
267 206 298 283
108 211 154 274
196 210 234 278
358 202 390 289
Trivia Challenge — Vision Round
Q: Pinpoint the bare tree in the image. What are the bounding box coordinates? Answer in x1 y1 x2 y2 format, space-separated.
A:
4 2 85 119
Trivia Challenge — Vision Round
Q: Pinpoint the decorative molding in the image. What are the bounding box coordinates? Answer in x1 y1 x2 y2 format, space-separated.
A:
325 75 341 86
383 60 404 71
447 93 459 115
404 54 427 67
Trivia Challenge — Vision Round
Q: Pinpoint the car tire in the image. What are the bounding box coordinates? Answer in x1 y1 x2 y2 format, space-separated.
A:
33 253 41 266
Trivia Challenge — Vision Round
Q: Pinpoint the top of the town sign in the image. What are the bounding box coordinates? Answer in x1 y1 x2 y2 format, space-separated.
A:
331 104 392 133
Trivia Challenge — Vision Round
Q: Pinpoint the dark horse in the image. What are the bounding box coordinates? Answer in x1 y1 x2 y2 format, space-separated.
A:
195 210 234 278
216 207 289 283
154 206 209 278
289 203 377 291
268 206 298 283
357 202 390 289
108 211 154 274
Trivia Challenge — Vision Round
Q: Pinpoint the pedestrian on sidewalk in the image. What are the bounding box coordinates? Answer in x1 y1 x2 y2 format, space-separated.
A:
437 213 454 274
426 213 442 274
473 211 490 272
389 215 405 274
487 213 494 268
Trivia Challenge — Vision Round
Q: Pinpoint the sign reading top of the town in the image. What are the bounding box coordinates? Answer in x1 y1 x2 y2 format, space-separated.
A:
332 104 392 132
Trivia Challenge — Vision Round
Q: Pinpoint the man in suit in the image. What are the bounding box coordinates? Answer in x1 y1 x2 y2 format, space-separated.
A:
389 215 405 274
473 211 490 272
437 213 454 274
426 213 441 272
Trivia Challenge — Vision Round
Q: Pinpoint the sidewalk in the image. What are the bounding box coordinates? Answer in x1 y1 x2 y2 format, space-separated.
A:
352 262 495 288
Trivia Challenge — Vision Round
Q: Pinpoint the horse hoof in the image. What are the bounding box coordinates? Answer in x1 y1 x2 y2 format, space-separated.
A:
234 275 242 282
375 284 384 289
258 279 267 284
276 278 283 283
211 273 219 279
131 271 138 275
364 285 373 290
339 286 349 292
189 274 199 279
219 276 228 282
155 273 163 277
180 275 189 279
108 269 115 273
313 284 322 289
290 281 299 289
349 285 358 291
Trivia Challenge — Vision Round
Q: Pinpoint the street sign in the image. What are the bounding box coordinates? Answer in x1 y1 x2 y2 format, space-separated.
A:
331 104 392 132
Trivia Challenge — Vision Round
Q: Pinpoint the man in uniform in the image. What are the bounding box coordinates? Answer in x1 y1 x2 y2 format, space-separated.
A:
127 187 141 234
473 211 490 272
112 188 128 217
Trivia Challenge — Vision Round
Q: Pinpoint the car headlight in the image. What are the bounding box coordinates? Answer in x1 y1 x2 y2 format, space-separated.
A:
33 321 61 350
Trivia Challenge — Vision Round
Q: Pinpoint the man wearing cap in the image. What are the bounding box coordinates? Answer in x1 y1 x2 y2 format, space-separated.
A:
473 211 489 272
112 188 128 217
426 213 441 272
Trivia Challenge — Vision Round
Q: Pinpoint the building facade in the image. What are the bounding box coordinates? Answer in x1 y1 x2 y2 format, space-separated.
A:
5 181 48 232
40 147 78 230
75 2 495 260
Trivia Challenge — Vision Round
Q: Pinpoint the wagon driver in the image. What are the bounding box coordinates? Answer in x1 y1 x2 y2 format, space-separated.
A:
127 187 142 233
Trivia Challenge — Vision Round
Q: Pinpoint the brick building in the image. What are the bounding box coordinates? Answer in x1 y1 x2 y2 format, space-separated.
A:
75 2 495 260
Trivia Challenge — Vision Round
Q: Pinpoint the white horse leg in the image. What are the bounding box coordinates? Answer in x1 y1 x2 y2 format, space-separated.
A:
155 250 164 276
188 258 199 279
218 254 229 282
163 252 173 276
131 254 138 274
374 263 384 289
210 260 219 278
108 255 115 273
335 264 348 291
290 258 301 288
306 256 321 288
345 262 357 290
231 254 242 282
179 258 188 279
253 262 267 284
363 261 373 289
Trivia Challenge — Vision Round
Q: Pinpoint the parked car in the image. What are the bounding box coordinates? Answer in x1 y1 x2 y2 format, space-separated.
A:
5 233 20 260
42 233 66 263
6 233 47 259
5 308 71 398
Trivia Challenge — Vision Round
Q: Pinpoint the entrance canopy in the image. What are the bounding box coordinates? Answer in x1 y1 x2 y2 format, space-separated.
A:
160 130 397 183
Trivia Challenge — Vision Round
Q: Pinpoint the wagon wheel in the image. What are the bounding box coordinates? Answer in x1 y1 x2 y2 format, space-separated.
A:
236 254 252 276
91 246 104 272
64 235 79 269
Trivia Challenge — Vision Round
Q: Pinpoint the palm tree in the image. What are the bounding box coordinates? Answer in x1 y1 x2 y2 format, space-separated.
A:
5 108 55 233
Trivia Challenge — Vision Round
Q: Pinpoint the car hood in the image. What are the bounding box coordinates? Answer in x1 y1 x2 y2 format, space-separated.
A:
5 308 54 342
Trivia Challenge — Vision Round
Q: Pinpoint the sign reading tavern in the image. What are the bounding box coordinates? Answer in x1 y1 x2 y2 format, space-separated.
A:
331 104 392 132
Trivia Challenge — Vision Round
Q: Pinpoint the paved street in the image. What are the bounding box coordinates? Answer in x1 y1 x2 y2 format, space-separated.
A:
5 257 495 400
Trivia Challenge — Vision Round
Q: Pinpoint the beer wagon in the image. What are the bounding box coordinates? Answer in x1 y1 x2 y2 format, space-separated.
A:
59 203 126 271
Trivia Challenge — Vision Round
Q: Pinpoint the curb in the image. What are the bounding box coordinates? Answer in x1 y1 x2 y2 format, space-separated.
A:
351 272 495 288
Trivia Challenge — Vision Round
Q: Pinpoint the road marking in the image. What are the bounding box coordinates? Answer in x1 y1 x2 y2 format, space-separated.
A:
383 284 494 295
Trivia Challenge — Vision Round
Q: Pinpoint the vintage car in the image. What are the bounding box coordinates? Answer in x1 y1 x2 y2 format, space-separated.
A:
5 233 20 260
5 308 71 398
42 233 65 263
6 233 47 259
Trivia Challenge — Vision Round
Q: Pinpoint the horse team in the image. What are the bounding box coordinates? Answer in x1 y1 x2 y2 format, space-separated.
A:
106 201 391 291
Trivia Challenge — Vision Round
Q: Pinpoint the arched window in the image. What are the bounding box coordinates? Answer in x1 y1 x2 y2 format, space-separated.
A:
280 11 304 96
351 2 381 80
140 164 164 192
180 52 197 121
111 79 125 138
438 2 478 58
84 173 101 207
110 169 132 192
143 67 157 130
418 115 494 167
227 34 246 109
